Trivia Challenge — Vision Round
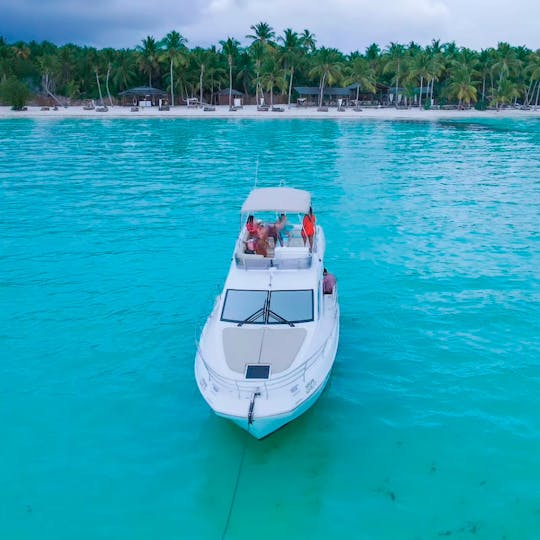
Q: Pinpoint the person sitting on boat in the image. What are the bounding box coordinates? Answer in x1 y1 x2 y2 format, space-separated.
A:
244 237 257 254
246 215 258 237
302 206 316 251
255 224 269 256
323 268 336 294
243 235 268 257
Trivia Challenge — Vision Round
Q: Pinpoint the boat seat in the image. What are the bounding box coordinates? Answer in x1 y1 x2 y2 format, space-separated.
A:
274 246 309 258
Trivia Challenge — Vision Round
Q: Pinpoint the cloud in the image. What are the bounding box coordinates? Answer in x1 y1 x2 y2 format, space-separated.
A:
1 0 539 51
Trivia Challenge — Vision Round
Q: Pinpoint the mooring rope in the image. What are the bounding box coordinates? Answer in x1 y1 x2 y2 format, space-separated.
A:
220 431 249 540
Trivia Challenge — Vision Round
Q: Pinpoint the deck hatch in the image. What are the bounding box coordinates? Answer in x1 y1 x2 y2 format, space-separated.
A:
245 365 271 379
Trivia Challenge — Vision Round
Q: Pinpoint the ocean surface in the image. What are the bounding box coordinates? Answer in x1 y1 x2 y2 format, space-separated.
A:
1 117 540 540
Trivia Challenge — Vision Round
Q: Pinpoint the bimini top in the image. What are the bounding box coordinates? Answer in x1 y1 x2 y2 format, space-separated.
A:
241 188 311 214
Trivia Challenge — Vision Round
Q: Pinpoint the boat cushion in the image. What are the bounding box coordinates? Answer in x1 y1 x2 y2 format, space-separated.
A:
223 327 307 375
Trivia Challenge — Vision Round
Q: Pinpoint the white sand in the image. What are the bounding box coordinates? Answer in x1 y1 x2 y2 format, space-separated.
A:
1 104 538 120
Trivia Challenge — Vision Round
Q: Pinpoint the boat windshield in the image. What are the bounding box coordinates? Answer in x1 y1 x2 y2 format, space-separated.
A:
221 289 313 325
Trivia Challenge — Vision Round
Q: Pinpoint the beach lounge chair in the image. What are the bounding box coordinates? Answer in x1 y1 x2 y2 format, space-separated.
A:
203 106 215 112
271 106 285 112
317 106 328 112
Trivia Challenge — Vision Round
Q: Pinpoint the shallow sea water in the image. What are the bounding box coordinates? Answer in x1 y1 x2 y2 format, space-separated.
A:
1 117 540 539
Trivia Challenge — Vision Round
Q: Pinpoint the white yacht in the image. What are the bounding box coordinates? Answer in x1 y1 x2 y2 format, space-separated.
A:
194 187 339 439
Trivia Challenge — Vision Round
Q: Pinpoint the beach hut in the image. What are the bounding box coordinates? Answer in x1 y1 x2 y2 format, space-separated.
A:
118 87 168 107
294 86 355 107
215 89 244 106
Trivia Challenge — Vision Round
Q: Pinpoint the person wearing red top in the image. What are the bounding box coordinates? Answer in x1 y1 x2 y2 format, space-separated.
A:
301 206 316 251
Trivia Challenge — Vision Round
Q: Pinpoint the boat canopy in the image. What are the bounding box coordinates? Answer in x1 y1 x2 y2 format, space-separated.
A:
241 188 311 214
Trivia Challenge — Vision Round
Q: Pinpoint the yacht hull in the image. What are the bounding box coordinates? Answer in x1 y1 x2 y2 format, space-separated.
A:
219 371 332 439
196 310 339 439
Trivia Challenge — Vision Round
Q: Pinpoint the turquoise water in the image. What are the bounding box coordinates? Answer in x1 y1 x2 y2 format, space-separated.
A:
1 117 540 539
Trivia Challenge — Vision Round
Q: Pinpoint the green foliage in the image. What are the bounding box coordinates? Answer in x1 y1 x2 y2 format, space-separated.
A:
0 31 538 108
0 76 31 109
475 99 487 110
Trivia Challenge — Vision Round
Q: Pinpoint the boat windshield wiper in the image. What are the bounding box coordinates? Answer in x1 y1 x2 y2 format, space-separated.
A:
237 307 265 326
267 309 295 327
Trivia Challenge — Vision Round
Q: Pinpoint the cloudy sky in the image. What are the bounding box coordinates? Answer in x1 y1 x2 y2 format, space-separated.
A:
2 0 539 52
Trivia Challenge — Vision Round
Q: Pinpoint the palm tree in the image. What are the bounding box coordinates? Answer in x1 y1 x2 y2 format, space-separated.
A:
409 50 432 107
383 42 406 106
87 49 105 105
345 56 376 105
137 36 161 87
160 30 188 106
55 45 77 96
100 48 116 106
38 53 62 105
220 37 240 107
205 46 226 105
300 29 317 53
492 42 521 84
492 78 520 109
0 36 12 82
447 65 477 107
112 49 137 92
190 48 208 106
247 22 275 105
309 48 343 107
235 50 255 98
278 29 303 107
477 48 493 103
525 51 540 109
260 51 286 106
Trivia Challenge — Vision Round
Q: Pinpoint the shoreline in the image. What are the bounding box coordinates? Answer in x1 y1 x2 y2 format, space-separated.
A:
1 104 539 121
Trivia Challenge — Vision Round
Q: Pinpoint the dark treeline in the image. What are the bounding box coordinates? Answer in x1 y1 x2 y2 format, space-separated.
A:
1 22 540 109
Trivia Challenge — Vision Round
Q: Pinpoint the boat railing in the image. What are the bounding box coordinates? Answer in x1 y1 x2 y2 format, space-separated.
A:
197 319 338 398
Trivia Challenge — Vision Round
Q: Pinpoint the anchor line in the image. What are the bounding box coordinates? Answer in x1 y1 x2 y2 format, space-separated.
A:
220 430 249 540
248 391 260 425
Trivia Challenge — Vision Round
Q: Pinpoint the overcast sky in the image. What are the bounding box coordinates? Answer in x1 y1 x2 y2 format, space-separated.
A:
2 0 539 52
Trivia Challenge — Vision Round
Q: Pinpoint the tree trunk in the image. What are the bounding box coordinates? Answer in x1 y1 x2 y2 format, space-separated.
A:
287 66 294 107
229 61 232 107
419 76 423 108
525 80 536 106
535 80 540 110
170 58 174 106
95 70 104 105
199 65 204 106
106 63 113 106
395 62 399 107
319 72 326 107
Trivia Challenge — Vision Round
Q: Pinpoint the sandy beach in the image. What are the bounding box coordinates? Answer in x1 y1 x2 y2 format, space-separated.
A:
1 104 539 121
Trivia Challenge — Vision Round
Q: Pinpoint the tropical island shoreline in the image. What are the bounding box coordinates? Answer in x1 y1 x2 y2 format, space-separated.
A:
1 104 538 121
